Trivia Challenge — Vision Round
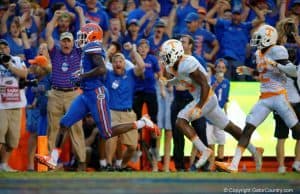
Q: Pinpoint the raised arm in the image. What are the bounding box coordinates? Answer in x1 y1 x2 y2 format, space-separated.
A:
251 5 266 28
205 2 218 25
124 43 145 76
45 10 62 50
74 6 86 29
0 4 16 35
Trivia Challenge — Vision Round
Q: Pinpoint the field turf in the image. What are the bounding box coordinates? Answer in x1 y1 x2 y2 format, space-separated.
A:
0 172 299 194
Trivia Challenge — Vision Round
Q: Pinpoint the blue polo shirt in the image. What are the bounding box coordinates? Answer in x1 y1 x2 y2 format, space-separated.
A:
215 18 252 63
182 28 217 59
105 69 138 110
135 54 160 93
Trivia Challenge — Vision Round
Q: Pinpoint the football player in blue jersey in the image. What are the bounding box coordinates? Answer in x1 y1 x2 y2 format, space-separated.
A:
35 23 159 170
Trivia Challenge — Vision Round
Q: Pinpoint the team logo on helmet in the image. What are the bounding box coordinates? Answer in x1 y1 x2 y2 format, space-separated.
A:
250 24 278 50
160 39 184 68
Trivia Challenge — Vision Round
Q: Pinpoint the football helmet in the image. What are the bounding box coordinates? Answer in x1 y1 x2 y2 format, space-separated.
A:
160 39 184 68
250 24 278 49
75 23 103 48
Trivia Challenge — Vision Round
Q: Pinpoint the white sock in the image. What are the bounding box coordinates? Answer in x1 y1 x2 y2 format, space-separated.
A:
135 120 145 129
192 136 207 152
116 159 122 167
99 159 107 167
51 149 59 163
230 147 244 169
247 143 256 155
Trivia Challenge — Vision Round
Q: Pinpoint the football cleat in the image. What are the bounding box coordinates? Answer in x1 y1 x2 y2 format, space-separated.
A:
194 149 213 169
34 154 57 170
141 115 154 128
253 147 264 172
215 161 238 173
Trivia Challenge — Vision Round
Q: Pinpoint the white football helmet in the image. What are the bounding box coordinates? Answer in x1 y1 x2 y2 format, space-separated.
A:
250 24 278 49
160 39 184 68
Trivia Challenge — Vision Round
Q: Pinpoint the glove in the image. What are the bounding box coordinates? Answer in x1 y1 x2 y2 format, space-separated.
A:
70 70 81 86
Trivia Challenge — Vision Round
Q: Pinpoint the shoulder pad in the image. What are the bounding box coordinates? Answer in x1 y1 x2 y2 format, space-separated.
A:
270 45 289 60
83 42 104 54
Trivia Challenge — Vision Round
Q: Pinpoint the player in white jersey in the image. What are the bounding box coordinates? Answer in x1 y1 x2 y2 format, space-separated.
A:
159 39 263 170
215 24 300 173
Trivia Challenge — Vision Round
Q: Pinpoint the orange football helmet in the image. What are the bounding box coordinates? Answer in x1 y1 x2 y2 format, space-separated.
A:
75 23 103 48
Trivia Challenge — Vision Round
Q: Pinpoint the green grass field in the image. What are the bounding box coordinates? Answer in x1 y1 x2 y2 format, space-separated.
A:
1 172 299 194
159 81 296 157
0 171 299 179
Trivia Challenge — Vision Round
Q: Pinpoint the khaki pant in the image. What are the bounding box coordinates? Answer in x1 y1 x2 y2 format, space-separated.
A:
47 89 86 162
0 109 21 148
107 110 138 147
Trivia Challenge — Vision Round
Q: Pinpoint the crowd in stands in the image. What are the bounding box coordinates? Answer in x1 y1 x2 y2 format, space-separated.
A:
0 0 300 173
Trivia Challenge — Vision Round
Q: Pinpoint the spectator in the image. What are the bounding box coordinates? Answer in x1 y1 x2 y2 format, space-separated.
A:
156 63 173 172
132 38 161 171
82 113 100 169
183 12 219 62
273 18 300 173
124 0 137 14
104 45 145 171
122 19 143 59
1 4 25 59
0 39 28 172
39 9 76 47
148 19 169 57
78 0 110 47
108 18 124 44
206 58 230 168
27 55 51 171
105 41 134 71
168 0 198 38
206 3 265 80
45 10 87 171
106 0 125 19
17 0 41 48
127 0 160 34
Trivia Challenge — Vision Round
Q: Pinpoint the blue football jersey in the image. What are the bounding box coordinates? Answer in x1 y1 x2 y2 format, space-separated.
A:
80 41 106 90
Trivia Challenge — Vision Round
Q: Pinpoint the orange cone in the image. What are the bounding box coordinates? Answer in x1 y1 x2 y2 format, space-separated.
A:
37 136 48 172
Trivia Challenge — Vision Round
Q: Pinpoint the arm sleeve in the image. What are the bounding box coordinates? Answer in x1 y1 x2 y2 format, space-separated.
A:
277 62 297 77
